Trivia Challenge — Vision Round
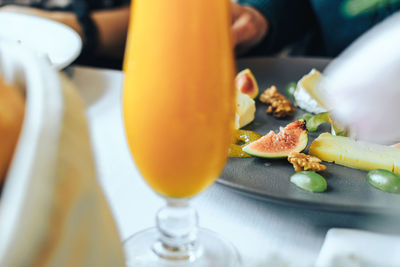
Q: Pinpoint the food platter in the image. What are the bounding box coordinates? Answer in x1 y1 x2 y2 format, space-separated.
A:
218 57 400 214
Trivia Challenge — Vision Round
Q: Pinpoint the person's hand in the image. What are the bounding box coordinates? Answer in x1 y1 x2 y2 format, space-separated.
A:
231 2 269 55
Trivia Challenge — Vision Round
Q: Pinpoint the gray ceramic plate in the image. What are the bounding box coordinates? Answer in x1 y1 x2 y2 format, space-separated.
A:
218 57 400 214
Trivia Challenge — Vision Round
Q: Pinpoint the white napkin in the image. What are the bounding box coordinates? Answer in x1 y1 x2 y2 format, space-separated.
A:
0 42 125 266
316 228 400 267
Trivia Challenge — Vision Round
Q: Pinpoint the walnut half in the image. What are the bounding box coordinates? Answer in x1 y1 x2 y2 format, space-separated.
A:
259 86 294 118
288 152 327 172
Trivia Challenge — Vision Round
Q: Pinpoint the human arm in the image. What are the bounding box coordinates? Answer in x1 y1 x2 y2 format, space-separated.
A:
233 0 316 54
0 5 130 59
231 2 269 55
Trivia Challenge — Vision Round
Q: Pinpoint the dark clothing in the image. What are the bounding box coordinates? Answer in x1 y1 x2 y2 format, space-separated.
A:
238 0 400 57
0 0 129 11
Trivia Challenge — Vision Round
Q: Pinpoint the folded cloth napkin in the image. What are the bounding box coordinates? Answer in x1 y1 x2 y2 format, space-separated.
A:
316 228 400 267
0 42 125 266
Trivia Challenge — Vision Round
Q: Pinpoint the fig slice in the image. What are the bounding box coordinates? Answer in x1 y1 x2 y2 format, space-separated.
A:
243 120 308 158
235 68 259 99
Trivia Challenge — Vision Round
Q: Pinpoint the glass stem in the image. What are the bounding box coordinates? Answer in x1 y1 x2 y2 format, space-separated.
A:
153 198 201 261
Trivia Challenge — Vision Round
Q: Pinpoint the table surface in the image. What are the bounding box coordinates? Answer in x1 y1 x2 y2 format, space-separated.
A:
67 63 400 267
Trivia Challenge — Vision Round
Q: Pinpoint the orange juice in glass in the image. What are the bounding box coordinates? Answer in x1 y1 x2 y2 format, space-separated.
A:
123 1 240 266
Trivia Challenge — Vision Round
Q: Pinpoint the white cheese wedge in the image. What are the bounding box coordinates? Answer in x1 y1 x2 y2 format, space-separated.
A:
235 91 255 129
294 69 329 114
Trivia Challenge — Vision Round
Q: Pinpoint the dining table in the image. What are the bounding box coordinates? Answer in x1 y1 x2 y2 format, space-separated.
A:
66 57 400 267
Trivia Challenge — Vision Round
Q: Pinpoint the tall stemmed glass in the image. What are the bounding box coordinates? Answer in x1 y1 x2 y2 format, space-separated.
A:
122 1 240 266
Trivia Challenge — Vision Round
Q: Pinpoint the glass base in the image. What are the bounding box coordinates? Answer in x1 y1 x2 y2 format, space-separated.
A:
124 227 241 267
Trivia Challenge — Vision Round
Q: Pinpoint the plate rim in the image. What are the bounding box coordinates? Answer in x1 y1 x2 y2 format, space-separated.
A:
217 178 400 215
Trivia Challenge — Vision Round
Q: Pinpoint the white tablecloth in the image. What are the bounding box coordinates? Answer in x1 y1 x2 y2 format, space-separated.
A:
68 66 400 267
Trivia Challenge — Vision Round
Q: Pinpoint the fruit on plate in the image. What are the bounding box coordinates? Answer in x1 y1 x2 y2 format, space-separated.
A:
243 120 308 158
290 171 327 193
294 69 329 114
229 130 262 157
235 68 259 99
309 133 400 175
285 82 297 101
235 91 256 129
328 116 347 136
301 112 347 136
305 112 330 132
0 77 25 184
367 169 400 194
